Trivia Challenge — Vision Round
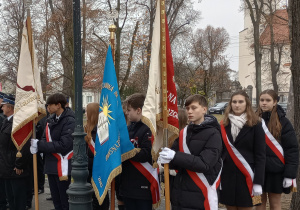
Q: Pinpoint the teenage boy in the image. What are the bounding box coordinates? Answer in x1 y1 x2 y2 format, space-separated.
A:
30 93 75 210
120 93 153 210
0 95 31 210
159 94 223 210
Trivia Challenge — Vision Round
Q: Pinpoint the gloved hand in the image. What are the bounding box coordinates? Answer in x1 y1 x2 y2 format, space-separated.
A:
30 139 39 154
159 147 175 164
283 178 293 188
252 184 262 196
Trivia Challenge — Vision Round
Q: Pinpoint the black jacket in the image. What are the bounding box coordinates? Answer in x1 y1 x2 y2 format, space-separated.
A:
169 115 223 210
219 121 266 207
0 116 31 179
120 120 152 200
38 108 75 175
262 105 299 177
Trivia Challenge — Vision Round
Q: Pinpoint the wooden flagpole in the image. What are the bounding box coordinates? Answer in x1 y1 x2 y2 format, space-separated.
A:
160 0 171 209
109 24 117 210
26 8 40 210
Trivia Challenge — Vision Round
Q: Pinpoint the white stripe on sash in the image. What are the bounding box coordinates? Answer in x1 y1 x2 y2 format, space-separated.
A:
262 119 284 156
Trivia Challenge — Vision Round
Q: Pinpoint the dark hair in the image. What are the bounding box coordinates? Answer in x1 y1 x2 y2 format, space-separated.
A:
46 93 67 108
126 93 145 110
256 89 282 141
84 103 99 144
185 94 208 107
223 90 259 127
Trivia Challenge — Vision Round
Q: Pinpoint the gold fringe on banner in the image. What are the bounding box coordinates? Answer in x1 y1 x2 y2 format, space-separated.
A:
92 165 122 205
121 148 140 162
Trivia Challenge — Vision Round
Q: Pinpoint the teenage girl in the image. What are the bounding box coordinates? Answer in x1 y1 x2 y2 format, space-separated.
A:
84 103 109 210
256 89 299 210
219 90 266 210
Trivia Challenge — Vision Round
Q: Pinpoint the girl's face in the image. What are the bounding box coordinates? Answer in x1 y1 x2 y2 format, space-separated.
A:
259 94 276 112
231 95 247 116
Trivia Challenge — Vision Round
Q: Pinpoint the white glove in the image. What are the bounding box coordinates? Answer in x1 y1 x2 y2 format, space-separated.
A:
283 178 293 188
252 184 262 196
30 139 39 154
159 147 175 164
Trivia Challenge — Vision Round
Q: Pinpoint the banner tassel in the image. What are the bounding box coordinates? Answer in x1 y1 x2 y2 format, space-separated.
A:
16 151 22 157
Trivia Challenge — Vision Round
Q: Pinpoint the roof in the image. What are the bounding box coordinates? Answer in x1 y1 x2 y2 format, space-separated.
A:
260 9 289 46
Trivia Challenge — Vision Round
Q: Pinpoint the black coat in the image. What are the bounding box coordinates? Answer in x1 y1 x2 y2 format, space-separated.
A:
38 108 75 175
169 115 223 210
0 116 31 179
262 105 299 194
120 120 152 200
219 121 266 207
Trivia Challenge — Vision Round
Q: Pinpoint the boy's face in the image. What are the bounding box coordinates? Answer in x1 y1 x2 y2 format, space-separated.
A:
185 102 207 125
126 105 141 122
47 103 61 115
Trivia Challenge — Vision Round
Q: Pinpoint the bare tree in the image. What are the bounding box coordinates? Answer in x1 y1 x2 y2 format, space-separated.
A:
191 25 230 96
243 0 264 105
289 0 300 207
0 0 26 88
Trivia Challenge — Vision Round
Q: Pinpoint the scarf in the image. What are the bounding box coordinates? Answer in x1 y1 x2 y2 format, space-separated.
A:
229 113 247 141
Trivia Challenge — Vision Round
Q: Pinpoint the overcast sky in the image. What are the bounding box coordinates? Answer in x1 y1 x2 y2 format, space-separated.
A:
194 0 244 71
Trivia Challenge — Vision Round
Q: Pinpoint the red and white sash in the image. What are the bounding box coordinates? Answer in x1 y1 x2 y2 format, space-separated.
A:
46 123 73 181
129 160 161 206
262 119 297 189
179 127 221 210
88 140 95 155
220 122 254 197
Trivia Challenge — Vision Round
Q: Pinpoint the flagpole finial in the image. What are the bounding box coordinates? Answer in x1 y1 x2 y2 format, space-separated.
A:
25 0 32 16
109 24 117 39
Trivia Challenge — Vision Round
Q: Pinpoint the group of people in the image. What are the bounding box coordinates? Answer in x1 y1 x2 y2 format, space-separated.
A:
0 93 74 210
159 89 298 210
0 89 298 210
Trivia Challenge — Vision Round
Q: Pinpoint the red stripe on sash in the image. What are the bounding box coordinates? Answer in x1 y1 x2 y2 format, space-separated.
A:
262 120 285 164
265 134 285 164
130 160 160 205
220 121 253 196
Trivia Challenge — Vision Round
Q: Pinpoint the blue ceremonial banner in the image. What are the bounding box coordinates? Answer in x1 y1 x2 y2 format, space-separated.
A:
92 45 137 205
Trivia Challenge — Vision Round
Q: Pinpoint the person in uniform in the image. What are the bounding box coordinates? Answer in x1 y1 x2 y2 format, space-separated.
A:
0 95 31 210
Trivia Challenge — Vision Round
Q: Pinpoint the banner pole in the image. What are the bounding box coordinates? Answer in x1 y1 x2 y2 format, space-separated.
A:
109 24 116 210
33 120 39 210
26 7 39 209
160 0 171 209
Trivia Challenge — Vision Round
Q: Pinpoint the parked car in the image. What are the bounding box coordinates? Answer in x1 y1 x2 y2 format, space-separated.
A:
278 102 287 113
208 102 228 115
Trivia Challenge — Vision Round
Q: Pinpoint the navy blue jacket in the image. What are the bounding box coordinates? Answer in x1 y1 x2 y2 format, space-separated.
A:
262 105 299 177
0 116 31 179
120 120 152 200
38 107 75 175
169 115 223 210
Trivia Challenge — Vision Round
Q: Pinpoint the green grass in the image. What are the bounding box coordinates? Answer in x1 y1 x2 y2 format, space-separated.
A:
211 114 224 123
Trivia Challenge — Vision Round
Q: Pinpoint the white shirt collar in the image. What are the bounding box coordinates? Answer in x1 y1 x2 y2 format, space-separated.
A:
7 114 14 121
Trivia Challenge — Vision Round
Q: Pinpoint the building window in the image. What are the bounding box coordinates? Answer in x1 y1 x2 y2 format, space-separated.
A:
87 96 93 103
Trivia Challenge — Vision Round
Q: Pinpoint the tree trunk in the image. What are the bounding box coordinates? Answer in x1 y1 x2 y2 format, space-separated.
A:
290 0 300 208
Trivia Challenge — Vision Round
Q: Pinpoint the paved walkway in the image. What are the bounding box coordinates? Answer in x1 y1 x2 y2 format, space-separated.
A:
32 179 226 210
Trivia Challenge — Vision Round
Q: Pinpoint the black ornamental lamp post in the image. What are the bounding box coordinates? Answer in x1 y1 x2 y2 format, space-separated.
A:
67 0 93 209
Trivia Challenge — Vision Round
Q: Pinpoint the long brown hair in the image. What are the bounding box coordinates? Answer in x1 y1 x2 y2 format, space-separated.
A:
256 89 282 141
84 103 99 144
223 90 259 127
178 108 188 130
